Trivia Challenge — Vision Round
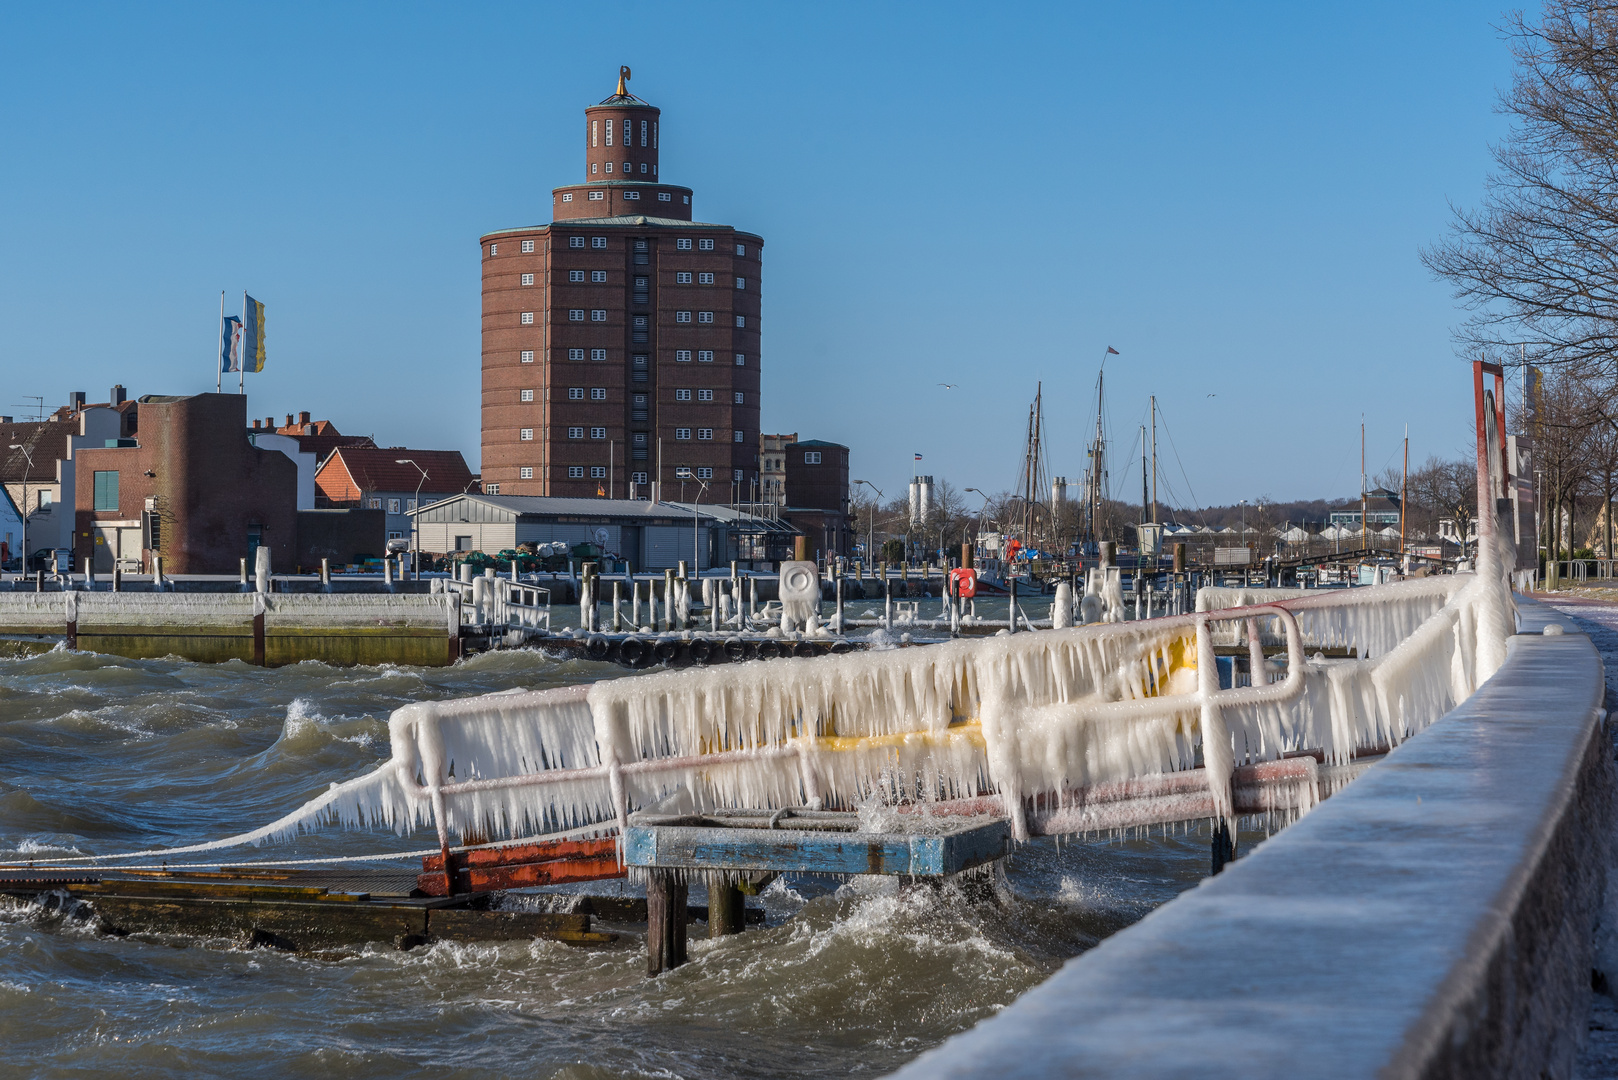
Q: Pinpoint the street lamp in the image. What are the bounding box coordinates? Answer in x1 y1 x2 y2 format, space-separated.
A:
677 467 708 571
9 444 34 574
853 479 884 568
396 458 428 580
964 488 994 569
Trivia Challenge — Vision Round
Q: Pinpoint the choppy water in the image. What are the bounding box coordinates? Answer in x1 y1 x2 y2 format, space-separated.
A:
0 645 1233 1079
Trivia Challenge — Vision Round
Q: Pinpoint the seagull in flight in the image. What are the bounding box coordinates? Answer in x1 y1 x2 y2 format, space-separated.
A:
1207 393 1217 397
938 382 956 389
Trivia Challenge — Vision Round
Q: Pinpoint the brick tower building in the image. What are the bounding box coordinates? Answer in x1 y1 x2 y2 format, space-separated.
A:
481 68 763 499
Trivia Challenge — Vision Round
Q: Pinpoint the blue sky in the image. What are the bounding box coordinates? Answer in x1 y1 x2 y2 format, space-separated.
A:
0 3 1515 508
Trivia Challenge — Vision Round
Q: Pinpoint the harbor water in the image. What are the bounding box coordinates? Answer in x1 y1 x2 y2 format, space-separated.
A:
1 643 1236 1079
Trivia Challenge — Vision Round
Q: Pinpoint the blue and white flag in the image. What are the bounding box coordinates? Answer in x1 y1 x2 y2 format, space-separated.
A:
220 315 242 373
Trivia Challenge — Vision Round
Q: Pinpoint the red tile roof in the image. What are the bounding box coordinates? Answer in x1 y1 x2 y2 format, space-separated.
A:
315 447 476 503
0 421 71 484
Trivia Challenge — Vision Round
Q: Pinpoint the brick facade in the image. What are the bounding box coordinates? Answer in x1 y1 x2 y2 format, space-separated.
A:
481 74 763 500
73 393 299 574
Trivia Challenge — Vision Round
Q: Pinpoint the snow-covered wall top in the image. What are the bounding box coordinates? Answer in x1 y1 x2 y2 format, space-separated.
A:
889 598 1609 1079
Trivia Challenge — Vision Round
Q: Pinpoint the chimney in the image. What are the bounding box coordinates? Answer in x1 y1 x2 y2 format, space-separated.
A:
70 391 86 411
265 417 274 429
298 411 311 425
252 419 261 429
285 414 294 428
110 384 127 406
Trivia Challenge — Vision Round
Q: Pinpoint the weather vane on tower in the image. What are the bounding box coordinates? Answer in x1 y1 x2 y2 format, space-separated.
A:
616 65 631 97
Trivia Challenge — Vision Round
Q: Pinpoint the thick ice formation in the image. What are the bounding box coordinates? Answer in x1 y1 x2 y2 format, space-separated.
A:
32 563 1514 863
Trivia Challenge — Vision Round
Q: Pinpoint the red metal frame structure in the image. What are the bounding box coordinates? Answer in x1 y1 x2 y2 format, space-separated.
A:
1473 360 1510 552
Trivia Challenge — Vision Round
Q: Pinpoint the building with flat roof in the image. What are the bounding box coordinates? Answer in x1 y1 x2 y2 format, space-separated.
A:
411 493 796 571
781 439 852 558
480 68 763 501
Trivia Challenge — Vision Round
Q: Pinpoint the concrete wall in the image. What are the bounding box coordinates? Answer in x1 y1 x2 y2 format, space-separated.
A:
891 598 1613 1080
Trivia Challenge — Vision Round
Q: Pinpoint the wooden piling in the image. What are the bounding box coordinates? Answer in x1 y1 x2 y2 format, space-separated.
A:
707 877 746 938
1211 820 1237 874
793 536 808 561
646 873 689 975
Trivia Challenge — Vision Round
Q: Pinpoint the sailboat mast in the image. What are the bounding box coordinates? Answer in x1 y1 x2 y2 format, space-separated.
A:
1140 424 1148 545
1150 394 1158 526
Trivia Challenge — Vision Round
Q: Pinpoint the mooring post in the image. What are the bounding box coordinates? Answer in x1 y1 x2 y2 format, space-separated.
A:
153 555 165 590
885 568 893 631
111 567 121 592
1008 576 1018 634
83 557 95 591
646 873 689 976
1211 820 1237 874
707 876 746 938
631 578 642 629
320 558 330 587
612 580 622 632
35 569 44 593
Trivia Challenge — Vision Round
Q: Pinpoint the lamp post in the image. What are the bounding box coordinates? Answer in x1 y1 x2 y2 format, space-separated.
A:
679 468 708 571
396 458 428 580
853 479 884 568
8 444 34 574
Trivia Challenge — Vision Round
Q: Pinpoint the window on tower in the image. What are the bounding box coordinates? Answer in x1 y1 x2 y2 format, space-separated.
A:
735 353 746 365
592 466 606 478
697 389 713 401
521 312 534 324
697 350 714 362
520 428 533 441
520 466 533 479
569 466 584 478
676 272 692 284
521 350 534 363
520 389 534 402
605 162 613 173
590 388 606 400
622 119 630 144
604 120 611 146
590 348 607 361
588 188 603 198
569 388 584 400
592 237 607 248
592 270 607 283
697 467 713 480
590 309 607 321
697 428 713 441
568 309 584 321
698 272 714 285
734 392 743 404
675 349 692 362
590 427 606 439
570 270 586 282
624 190 639 200
521 239 535 253
698 239 715 251
592 120 598 147
568 427 584 439
568 348 585 361
640 119 647 146
697 311 714 324
677 238 692 250
676 311 692 323
675 389 691 401
570 236 585 248
521 273 534 286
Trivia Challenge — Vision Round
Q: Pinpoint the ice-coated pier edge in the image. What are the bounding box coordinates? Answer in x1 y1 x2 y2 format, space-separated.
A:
890 596 1615 1080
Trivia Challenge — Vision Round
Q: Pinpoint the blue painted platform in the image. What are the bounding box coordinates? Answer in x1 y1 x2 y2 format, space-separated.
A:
623 810 1010 877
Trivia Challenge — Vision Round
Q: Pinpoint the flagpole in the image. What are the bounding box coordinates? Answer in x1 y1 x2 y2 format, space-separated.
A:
217 291 225 393
239 291 247 394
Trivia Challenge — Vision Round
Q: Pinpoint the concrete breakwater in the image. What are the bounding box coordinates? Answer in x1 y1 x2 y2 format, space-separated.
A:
893 597 1614 1079
0 592 456 667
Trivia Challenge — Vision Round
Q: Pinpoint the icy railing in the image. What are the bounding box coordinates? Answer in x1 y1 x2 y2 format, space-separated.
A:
31 564 1512 869
135 565 1505 859
0 591 454 630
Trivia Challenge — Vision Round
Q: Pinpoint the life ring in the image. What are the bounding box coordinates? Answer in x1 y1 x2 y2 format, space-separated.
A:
585 635 611 661
619 636 648 667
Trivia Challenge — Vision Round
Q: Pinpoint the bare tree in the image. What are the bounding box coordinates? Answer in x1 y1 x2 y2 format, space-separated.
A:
1423 2 1618 380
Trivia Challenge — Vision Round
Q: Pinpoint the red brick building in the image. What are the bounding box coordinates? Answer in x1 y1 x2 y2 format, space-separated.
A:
74 393 300 574
481 70 763 500
782 439 853 559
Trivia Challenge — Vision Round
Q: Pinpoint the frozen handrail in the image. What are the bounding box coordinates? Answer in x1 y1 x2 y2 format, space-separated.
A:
25 570 1510 865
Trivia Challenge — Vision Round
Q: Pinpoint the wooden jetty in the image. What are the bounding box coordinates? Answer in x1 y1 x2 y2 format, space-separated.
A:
623 809 1011 975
